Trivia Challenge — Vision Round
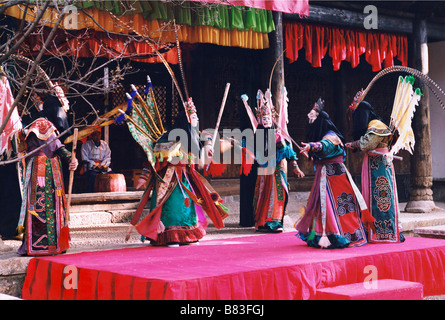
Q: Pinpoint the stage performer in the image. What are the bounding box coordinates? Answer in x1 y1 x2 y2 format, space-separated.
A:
345 94 405 243
81 129 113 192
17 118 78 256
251 89 305 233
296 98 370 249
123 80 228 247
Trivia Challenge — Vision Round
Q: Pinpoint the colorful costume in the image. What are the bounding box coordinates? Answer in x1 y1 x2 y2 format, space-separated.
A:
246 89 303 232
296 99 369 249
123 79 227 246
253 132 299 232
17 118 72 255
349 100 405 243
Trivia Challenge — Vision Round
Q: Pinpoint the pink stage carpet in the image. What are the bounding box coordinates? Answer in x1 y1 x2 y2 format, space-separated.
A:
22 233 445 300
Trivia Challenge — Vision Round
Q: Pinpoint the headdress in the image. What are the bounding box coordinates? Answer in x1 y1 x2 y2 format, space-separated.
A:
25 118 57 141
348 90 364 112
115 76 166 166
346 66 445 158
306 99 345 144
313 97 325 113
255 89 275 127
185 97 197 124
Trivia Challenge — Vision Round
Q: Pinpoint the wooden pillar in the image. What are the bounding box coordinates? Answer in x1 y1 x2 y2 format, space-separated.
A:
405 17 435 213
270 11 285 107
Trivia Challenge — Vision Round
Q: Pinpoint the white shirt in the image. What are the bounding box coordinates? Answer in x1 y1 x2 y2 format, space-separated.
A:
81 139 112 171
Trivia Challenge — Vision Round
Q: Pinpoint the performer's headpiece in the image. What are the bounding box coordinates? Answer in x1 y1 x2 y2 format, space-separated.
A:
348 89 364 112
312 97 325 113
185 97 197 123
25 118 57 141
255 89 274 127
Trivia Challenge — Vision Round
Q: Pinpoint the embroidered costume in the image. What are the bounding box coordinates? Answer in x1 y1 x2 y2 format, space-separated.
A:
124 79 227 246
348 100 404 243
246 89 304 232
17 118 74 255
296 99 370 249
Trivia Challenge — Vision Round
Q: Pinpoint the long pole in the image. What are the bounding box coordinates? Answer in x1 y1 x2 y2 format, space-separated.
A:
211 83 231 150
66 128 78 222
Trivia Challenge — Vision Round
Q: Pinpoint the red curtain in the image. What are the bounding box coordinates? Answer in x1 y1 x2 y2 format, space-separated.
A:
284 21 408 72
19 29 179 64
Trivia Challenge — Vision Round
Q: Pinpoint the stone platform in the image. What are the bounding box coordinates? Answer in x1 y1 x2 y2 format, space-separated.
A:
2 185 445 299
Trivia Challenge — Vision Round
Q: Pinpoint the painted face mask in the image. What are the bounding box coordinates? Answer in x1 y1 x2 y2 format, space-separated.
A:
308 97 324 124
256 89 274 129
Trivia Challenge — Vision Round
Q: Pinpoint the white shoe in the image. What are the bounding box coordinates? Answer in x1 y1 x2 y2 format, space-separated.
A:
167 243 179 248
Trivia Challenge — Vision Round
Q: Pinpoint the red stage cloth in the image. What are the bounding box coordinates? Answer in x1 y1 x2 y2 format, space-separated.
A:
22 233 445 300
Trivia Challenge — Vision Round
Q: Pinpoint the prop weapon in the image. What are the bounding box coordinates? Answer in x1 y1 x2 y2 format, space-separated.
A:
66 128 78 222
211 83 231 150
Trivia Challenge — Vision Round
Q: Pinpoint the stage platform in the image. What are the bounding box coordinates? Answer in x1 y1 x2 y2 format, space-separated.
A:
22 233 445 300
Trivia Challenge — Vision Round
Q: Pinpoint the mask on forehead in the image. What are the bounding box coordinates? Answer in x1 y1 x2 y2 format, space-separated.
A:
307 97 324 124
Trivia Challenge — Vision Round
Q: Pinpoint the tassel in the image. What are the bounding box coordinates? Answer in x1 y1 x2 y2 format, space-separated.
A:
299 206 306 217
125 225 134 242
361 208 376 233
307 219 316 241
240 147 254 176
60 226 70 248
17 225 25 235
318 233 331 248
37 176 45 188
157 221 165 233
204 159 226 177
29 209 39 218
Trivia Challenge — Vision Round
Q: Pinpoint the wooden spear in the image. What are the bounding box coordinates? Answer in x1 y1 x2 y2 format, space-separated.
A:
66 128 78 222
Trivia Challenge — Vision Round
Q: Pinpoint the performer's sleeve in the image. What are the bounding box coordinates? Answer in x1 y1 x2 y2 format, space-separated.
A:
54 146 72 164
359 132 384 151
283 142 298 161
309 139 338 158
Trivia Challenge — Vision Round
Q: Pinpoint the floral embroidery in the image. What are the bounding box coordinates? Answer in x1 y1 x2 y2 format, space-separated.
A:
373 176 392 212
336 192 356 215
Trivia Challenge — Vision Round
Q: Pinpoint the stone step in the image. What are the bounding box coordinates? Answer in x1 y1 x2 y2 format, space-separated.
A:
67 192 309 229
398 204 445 235
414 225 445 239
68 209 151 228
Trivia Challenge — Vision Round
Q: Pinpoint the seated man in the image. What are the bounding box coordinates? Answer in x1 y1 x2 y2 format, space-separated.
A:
81 130 113 192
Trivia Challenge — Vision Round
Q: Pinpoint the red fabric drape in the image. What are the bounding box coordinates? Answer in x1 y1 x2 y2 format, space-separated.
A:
21 234 445 300
19 29 178 64
285 21 408 72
